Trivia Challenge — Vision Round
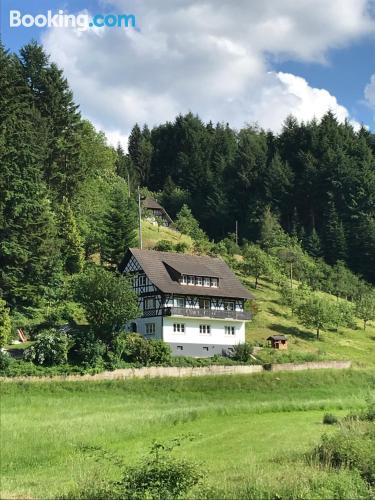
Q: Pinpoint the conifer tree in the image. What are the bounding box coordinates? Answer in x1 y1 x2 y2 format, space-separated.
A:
324 198 347 264
304 227 322 258
0 44 62 307
102 186 138 267
0 298 12 348
59 198 84 274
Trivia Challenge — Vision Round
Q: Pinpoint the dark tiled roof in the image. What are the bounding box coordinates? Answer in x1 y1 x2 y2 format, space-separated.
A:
267 335 287 341
142 197 164 210
142 197 173 224
127 248 253 299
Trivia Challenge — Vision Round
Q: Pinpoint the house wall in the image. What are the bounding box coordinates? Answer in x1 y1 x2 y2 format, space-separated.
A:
162 317 245 357
129 316 163 340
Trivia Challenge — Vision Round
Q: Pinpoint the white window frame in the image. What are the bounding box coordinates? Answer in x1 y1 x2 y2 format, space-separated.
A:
199 324 211 335
225 326 235 335
224 301 235 311
211 278 218 288
176 297 186 308
203 277 211 287
138 274 147 286
187 275 195 285
144 297 156 310
145 323 156 335
196 276 203 286
173 323 185 334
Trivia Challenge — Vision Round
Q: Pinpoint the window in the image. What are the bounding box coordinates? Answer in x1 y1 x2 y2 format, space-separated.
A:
203 277 211 287
211 278 218 287
177 345 184 351
173 323 185 333
138 274 146 286
145 323 155 335
225 326 235 335
176 297 186 308
199 324 211 335
187 275 195 285
181 275 188 285
199 298 210 310
144 297 156 310
196 276 202 286
224 301 235 311
202 346 209 352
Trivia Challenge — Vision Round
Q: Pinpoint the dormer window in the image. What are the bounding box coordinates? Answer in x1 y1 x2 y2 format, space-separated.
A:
179 274 219 287
203 277 211 287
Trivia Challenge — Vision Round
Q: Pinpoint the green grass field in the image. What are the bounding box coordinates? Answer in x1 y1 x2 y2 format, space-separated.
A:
1 369 374 499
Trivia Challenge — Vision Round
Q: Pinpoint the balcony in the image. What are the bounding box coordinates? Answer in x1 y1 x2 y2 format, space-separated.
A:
162 307 252 320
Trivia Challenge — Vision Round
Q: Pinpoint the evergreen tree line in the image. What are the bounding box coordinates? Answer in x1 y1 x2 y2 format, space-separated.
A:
122 113 375 282
0 41 138 315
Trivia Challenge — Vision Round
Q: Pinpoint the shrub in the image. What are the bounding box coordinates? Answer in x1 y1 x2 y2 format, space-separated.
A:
70 328 106 368
121 334 171 366
323 413 338 425
0 350 12 370
313 421 375 485
23 329 70 366
174 242 189 253
153 240 175 252
120 441 203 500
231 342 253 362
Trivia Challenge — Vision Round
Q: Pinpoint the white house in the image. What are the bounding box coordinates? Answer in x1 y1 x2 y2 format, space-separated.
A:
121 248 253 357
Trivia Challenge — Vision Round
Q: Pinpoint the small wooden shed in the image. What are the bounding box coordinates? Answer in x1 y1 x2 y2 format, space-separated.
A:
267 335 288 350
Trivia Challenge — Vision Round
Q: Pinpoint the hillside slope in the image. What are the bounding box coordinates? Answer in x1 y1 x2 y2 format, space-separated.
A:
143 221 375 368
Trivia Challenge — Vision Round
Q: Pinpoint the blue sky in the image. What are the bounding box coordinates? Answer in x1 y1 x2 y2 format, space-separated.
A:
2 0 374 144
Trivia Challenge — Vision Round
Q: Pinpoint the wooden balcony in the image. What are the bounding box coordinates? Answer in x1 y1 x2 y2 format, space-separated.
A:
162 307 252 320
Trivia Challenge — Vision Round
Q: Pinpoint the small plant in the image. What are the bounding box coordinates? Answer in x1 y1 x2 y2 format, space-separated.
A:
24 329 70 366
323 413 338 425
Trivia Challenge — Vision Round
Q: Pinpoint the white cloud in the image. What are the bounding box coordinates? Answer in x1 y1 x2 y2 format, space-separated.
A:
365 74 375 108
42 0 374 145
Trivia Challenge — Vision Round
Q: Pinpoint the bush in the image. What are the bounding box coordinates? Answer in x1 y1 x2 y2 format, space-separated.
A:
119 440 204 500
121 334 171 366
313 421 375 485
153 240 175 252
323 413 338 425
174 242 189 253
0 350 12 370
23 329 70 366
70 328 106 368
231 342 253 362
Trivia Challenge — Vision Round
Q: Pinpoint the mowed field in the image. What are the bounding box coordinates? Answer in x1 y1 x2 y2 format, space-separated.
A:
1 369 375 499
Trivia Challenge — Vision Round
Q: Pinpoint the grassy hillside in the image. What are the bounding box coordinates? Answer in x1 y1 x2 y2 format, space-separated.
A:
142 220 193 249
1 370 374 499
242 276 375 368
142 220 375 368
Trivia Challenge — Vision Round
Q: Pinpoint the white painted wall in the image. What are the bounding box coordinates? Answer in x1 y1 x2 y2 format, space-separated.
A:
162 317 245 345
127 316 163 340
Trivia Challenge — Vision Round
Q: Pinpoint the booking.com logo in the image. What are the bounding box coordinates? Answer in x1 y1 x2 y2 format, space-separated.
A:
9 10 136 30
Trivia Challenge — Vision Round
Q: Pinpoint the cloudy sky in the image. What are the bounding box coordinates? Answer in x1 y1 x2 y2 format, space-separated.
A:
2 0 375 146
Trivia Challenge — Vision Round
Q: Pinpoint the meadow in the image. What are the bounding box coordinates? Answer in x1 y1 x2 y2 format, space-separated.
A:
1 369 375 499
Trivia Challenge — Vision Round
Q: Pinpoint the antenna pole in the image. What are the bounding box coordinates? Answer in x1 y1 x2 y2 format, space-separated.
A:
138 186 143 249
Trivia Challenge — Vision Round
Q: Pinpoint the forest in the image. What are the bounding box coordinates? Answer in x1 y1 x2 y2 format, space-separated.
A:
1 40 375 337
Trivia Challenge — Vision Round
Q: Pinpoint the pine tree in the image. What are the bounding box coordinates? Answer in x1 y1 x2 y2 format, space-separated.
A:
304 227 322 258
324 198 347 264
102 187 138 267
258 208 287 250
0 298 12 348
18 42 82 199
59 198 84 274
0 44 62 308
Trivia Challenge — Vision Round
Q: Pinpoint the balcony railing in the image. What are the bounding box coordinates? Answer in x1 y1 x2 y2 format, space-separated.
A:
162 307 252 320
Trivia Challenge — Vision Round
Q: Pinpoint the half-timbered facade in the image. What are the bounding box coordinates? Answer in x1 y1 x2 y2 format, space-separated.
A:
122 248 253 357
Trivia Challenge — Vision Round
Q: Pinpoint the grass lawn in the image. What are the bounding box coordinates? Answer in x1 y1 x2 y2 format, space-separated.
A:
1 369 374 499
142 220 192 249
